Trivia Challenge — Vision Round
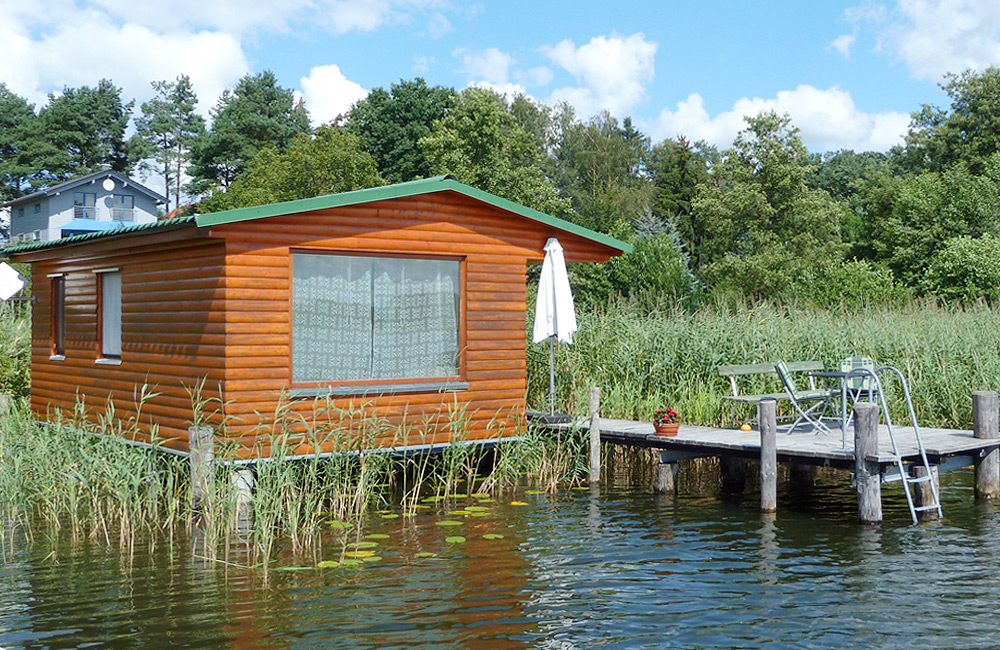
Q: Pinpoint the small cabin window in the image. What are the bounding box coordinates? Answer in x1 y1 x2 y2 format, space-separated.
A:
51 276 65 357
17 208 23 218
98 270 122 358
292 253 461 384
33 203 40 213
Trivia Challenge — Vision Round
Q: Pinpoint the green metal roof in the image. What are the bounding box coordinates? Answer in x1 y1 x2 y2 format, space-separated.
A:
4 176 631 256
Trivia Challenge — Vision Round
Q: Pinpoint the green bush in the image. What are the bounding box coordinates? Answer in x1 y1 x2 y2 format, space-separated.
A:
804 259 911 309
923 234 1000 303
0 303 30 397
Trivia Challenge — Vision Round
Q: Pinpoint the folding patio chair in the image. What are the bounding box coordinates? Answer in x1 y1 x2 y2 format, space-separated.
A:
774 359 838 433
839 355 879 404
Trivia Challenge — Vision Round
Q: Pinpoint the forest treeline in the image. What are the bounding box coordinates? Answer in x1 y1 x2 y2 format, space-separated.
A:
4 68 1000 307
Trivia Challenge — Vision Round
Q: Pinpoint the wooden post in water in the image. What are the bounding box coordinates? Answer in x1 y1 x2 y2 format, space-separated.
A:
759 399 777 513
913 465 940 520
973 390 1000 500
231 468 254 533
854 402 882 524
189 425 215 505
589 387 601 485
654 451 678 495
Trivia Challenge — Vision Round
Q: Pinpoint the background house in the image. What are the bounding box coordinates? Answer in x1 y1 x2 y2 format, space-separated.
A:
3 168 165 244
5 176 628 457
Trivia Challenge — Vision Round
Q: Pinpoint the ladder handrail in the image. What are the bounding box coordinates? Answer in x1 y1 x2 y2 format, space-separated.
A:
844 365 942 523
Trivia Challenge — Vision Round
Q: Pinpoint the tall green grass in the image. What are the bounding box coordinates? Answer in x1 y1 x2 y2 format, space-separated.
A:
527 299 1000 429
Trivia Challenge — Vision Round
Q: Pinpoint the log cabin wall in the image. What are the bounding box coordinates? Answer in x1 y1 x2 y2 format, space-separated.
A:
25 230 226 451
215 191 613 454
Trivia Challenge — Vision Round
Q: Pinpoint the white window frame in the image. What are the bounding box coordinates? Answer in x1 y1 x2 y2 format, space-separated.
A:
96 268 122 360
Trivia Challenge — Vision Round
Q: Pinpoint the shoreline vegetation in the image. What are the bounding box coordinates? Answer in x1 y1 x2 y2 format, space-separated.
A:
3 298 1000 567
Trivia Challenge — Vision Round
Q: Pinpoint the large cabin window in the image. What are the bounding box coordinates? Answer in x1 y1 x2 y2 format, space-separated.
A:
292 253 461 385
51 275 65 358
97 270 122 359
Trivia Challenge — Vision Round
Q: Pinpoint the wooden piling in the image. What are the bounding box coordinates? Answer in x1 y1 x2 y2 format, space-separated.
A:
973 391 999 500
589 387 601 485
854 402 882 523
913 465 940 520
654 456 678 495
759 399 777 513
188 425 215 504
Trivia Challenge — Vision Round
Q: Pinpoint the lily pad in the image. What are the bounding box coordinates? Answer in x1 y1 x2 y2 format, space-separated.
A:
471 512 489 517
509 501 529 506
345 550 376 558
380 513 400 519
317 560 340 568
571 486 590 491
362 556 382 562
465 506 488 512
326 520 352 529
445 536 466 544
471 492 490 498
275 565 314 572
366 533 390 540
421 495 446 503
483 534 505 540
415 552 438 558
339 559 363 567
349 541 379 549
448 510 471 516
402 512 417 518
525 490 546 495
435 520 463 527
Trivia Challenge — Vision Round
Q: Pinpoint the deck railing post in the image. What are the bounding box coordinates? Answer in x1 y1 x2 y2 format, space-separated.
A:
589 387 601 485
189 425 215 505
854 402 882 523
973 390 999 500
759 399 777 513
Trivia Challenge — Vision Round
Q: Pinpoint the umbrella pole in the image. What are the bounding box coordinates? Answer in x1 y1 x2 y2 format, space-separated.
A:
549 337 555 416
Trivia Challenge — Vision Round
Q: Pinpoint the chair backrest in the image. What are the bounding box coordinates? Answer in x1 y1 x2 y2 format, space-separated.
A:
840 356 876 391
774 359 797 394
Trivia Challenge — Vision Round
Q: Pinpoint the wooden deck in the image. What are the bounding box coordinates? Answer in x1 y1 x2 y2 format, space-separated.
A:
539 417 1000 473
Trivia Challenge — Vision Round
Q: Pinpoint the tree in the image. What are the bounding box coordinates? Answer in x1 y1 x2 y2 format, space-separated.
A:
0 84 36 202
17 79 134 188
550 112 653 237
420 87 570 218
646 136 717 268
906 67 1000 174
854 156 1000 286
344 78 455 183
692 112 845 298
190 71 311 191
132 75 206 212
923 234 1000 303
201 126 383 212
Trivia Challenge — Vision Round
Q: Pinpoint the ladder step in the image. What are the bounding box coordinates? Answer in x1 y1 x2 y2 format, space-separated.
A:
914 504 940 512
908 474 934 484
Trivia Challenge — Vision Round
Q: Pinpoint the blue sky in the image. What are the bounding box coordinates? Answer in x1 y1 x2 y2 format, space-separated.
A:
2 0 999 153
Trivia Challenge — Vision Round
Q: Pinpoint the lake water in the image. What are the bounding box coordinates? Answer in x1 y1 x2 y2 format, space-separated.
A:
2 469 1000 649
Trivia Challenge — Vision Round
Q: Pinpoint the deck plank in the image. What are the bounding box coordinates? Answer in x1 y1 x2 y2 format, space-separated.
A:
538 417 1000 470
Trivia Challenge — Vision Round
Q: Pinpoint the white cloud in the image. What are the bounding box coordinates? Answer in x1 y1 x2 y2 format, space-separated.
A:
0 3 247 112
542 32 657 118
468 81 529 100
525 66 553 86
322 0 392 34
298 64 369 126
848 0 1000 81
828 33 857 58
651 85 910 152
426 12 451 38
455 47 514 85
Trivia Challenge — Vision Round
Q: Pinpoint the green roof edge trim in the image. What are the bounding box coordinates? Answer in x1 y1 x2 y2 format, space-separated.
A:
4 175 632 257
195 175 632 254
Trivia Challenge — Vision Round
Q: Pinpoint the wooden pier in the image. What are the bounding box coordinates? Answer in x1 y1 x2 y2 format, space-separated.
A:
534 390 1000 523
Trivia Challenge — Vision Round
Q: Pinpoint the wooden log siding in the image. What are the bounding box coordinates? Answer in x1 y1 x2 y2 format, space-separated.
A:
214 192 611 453
17 187 622 457
28 238 227 451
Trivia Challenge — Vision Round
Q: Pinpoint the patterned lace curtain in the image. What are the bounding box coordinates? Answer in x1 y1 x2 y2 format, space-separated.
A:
293 254 459 383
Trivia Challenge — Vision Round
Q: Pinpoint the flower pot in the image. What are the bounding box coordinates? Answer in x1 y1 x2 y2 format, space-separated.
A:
654 422 679 437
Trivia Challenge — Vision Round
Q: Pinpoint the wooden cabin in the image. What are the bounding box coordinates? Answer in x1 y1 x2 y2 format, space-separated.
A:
5 176 629 457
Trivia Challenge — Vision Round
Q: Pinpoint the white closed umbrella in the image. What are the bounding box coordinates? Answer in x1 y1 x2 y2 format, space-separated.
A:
533 237 577 414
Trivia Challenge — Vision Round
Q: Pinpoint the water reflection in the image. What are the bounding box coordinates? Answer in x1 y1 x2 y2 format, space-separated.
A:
3 471 1000 648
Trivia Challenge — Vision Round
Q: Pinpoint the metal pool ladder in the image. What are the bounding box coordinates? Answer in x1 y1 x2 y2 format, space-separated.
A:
857 365 943 524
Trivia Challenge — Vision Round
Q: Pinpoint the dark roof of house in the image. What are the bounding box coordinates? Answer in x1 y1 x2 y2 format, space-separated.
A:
2 175 632 256
1 168 168 209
